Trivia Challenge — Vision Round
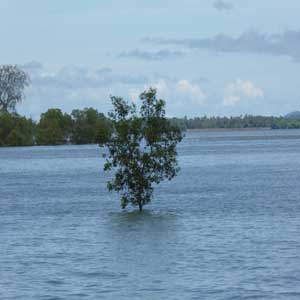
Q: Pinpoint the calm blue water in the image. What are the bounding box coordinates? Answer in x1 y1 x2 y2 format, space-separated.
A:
1 130 300 300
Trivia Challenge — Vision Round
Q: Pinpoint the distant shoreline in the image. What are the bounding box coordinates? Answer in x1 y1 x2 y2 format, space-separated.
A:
187 127 271 132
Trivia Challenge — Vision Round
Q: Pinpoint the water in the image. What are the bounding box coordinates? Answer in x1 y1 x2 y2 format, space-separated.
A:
1 130 300 300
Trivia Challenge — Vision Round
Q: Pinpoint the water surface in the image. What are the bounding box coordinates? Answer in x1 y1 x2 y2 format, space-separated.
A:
1 130 300 299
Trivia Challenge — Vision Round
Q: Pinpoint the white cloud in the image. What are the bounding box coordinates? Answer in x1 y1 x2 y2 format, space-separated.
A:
128 88 141 102
227 79 264 98
129 79 170 102
223 79 264 106
128 79 207 107
176 79 207 104
153 79 170 98
223 95 241 106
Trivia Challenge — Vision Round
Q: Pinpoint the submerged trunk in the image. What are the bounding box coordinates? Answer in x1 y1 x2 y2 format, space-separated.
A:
138 201 143 212
0 102 8 113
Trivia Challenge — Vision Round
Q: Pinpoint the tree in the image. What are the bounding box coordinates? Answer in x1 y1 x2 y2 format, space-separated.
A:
100 88 183 212
71 108 111 144
36 109 73 145
0 113 35 147
0 65 30 113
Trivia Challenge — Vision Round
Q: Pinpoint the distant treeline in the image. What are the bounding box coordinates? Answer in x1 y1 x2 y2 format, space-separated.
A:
1 110 300 147
0 108 111 147
170 115 300 131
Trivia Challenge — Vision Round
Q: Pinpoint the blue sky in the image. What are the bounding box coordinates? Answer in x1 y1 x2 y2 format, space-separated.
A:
1 0 300 118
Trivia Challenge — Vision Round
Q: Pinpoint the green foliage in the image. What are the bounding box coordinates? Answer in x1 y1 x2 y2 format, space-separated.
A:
0 107 111 147
100 88 183 211
2 103 300 148
0 65 30 113
36 109 73 145
171 115 300 130
71 108 111 144
0 113 35 146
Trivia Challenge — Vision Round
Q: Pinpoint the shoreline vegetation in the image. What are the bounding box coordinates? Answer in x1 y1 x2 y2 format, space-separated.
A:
1 109 300 147
187 127 271 132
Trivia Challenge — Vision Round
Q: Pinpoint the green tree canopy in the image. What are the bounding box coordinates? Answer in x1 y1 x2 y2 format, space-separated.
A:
71 108 111 144
0 113 35 147
36 109 73 145
100 88 183 211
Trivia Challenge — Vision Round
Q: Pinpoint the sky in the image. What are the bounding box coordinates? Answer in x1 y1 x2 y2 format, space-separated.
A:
1 0 300 119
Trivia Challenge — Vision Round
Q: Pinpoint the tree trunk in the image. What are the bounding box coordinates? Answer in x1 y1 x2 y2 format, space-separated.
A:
138 201 143 212
0 102 8 113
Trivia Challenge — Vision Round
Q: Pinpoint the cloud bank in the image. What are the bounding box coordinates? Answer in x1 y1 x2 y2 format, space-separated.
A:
22 62 148 89
144 30 300 61
18 62 210 118
18 62 151 118
118 49 183 61
213 0 234 11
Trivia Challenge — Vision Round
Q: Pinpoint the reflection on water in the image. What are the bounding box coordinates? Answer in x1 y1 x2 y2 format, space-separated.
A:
1 130 300 299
